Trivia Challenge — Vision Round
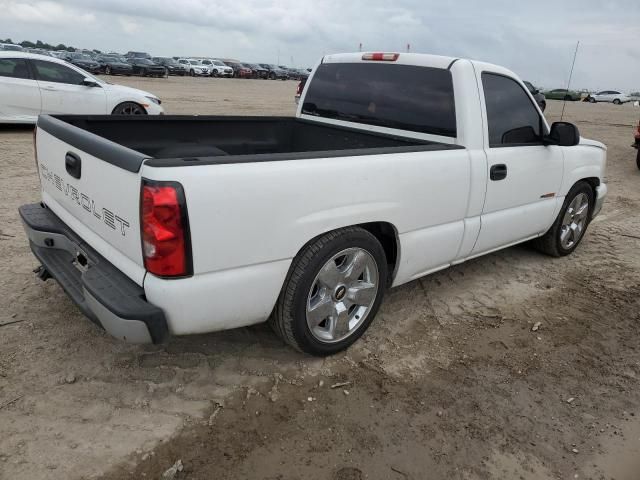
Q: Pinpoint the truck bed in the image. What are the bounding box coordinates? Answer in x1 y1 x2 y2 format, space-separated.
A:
37 115 462 170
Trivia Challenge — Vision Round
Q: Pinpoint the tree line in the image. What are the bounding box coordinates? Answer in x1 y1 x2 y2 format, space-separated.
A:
1 37 101 54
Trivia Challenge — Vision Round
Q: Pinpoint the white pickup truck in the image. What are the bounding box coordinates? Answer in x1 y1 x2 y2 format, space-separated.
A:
20 52 607 356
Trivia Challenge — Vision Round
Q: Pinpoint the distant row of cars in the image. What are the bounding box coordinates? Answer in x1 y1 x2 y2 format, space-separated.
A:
0 44 309 81
543 88 632 104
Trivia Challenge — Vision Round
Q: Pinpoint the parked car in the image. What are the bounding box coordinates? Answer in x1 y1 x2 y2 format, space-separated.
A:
543 88 581 101
126 58 167 77
587 90 631 105
225 61 252 78
178 59 210 76
19 52 607 356
523 81 546 112
63 52 101 74
152 57 187 76
96 55 133 76
0 43 24 51
199 59 233 77
259 63 289 80
633 120 640 170
279 66 307 80
0 52 163 123
244 63 268 79
126 51 151 59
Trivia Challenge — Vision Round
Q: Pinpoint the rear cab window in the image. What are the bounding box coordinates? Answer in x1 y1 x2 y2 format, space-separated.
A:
0 58 32 79
302 62 456 138
482 72 544 147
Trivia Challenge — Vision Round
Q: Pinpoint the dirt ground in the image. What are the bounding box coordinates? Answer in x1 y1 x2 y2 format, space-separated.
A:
1 76 639 480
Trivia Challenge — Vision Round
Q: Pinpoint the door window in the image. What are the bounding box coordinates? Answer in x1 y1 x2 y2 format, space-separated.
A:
0 58 32 79
482 73 543 147
31 60 85 85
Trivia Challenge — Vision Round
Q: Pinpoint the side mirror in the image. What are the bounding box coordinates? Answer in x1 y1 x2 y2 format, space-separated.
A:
82 78 100 88
532 88 540 95
545 121 580 147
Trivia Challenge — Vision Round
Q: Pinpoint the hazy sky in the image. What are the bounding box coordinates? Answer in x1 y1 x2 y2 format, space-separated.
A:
1 0 638 91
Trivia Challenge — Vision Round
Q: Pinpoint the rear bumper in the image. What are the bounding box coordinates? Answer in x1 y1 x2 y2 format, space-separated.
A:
19 203 167 344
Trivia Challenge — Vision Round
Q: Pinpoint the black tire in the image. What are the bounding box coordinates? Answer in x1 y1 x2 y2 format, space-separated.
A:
190 69 195 77
270 227 388 356
163 68 169 79
589 97 596 103
613 99 622 105
636 149 640 170
141 68 148 77
111 102 147 115
532 182 594 257
212 69 218 77
105 66 112 75
269 72 276 80
564 95 572 101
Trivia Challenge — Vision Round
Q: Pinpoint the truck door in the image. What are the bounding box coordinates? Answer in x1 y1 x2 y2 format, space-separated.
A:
471 72 563 255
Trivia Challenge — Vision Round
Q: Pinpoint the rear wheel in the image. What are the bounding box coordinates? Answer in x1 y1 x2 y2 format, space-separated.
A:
112 102 147 115
532 182 594 257
613 98 622 105
589 97 596 103
270 227 388 356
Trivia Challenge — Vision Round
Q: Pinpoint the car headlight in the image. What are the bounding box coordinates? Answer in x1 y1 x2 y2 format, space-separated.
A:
145 96 161 105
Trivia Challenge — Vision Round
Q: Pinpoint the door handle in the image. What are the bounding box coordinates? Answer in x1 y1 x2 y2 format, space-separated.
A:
42 86 57 91
490 164 508 181
65 152 82 179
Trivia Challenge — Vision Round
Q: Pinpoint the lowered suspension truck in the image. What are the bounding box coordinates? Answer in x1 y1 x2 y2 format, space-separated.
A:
20 52 608 355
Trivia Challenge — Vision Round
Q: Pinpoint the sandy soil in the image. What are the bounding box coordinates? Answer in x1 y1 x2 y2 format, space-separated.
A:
1 76 639 480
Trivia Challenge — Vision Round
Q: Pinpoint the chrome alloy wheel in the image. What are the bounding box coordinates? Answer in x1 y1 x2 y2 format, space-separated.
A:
560 192 590 249
306 248 379 343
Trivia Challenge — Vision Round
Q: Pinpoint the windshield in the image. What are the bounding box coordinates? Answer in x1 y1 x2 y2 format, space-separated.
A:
213 61 225 66
302 62 457 137
189 60 200 65
136 59 154 65
2 44 24 51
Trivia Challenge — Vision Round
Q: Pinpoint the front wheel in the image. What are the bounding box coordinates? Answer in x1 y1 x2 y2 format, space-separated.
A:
532 182 594 257
105 66 112 75
589 97 596 103
613 99 622 105
112 102 147 115
270 227 388 356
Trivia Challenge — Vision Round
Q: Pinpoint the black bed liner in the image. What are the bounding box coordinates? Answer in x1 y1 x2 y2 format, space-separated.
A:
38 115 463 171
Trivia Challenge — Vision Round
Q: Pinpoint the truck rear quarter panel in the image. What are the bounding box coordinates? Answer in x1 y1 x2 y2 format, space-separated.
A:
141 148 471 334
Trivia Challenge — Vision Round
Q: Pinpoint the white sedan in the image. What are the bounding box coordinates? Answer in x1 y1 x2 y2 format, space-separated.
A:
0 52 164 124
588 90 631 105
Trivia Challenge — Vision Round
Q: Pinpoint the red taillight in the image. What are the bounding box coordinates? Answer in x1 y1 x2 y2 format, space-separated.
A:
362 52 400 62
141 180 192 277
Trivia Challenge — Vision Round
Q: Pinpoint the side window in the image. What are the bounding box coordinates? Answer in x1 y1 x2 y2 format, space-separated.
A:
32 60 85 85
0 58 31 79
482 72 542 147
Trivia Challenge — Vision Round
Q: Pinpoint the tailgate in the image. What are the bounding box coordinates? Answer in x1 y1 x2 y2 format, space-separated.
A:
35 116 148 285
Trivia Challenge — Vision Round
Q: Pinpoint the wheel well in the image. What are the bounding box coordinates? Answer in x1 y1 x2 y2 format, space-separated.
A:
576 177 600 218
111 101 147 115
358 222 399 286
